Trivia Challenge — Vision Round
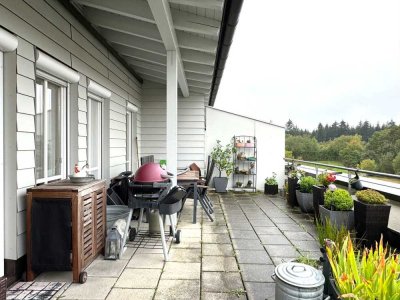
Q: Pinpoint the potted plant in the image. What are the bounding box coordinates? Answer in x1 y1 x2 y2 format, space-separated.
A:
236 181 242 188
313 172 336 221
326 235 400 299
210 140 235 193
287 169 303 207
264 172 278 195
354 189 391 245
296 176 318 213
319 189 354 230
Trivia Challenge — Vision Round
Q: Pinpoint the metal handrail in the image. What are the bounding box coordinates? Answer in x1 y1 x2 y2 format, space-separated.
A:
284 158 400 179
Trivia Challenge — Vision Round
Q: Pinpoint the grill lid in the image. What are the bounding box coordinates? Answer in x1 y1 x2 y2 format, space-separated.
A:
133 163 169 183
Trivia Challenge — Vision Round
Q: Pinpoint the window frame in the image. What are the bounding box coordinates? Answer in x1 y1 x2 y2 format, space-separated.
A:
35 71 68 184
87 93 103 178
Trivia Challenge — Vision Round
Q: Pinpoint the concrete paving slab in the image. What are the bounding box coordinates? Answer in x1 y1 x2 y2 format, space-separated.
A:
202 233 231 244
202 243 235 256
85 258 128 277
115 269 161 288
162 262 200 280
235 250 272 264
106 288 154 300
172 237 201 249
232 239 264 250
180 228 201 238
278 223 306 231
202 256 239 272
202 226 228 234
258 234 291 245
244 282 275 300
154 279 200 300
168 248 201 262
249 219 275 227
264 244 299 257
127 253 164 269
270 217 297 224
119 247 136 260
253 226 281 235
201 292 246 300
239 264 275 282
202 272 243 293
227 223 253 230
284 231 315 241
228 230 258 240
291 240 321 252
60 277 116 299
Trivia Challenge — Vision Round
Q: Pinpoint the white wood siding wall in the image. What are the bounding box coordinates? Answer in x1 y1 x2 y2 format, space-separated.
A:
141 81 206 170
1 0 142 260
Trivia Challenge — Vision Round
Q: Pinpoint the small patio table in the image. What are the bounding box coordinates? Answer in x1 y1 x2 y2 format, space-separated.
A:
177 170 199 223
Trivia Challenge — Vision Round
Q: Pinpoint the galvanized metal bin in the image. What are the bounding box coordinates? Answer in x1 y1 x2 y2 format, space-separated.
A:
273 262 325 299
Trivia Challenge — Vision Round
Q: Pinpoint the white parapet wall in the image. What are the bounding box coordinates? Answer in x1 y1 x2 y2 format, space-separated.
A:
205 107 285 191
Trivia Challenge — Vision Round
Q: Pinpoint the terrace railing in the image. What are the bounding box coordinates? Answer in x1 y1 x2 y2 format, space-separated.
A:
284 158 400 200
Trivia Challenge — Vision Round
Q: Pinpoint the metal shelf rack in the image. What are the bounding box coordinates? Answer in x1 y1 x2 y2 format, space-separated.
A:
232 135 257 192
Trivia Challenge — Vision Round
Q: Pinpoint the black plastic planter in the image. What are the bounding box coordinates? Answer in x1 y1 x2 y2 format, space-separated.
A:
313 185 326 222
264 184 278 195
354 199 391 246
287 177 299 207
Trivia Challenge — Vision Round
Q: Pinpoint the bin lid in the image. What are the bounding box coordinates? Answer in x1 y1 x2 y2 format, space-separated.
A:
275 262 325 288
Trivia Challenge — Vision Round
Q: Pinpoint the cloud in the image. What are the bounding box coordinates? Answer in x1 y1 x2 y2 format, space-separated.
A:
215 0 400 130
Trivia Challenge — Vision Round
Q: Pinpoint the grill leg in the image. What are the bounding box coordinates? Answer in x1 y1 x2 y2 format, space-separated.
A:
137 208 144 232
169 214 176 237
158 213 169 261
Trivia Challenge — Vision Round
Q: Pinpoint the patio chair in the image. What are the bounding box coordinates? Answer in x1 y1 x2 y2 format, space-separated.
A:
185 157 215 221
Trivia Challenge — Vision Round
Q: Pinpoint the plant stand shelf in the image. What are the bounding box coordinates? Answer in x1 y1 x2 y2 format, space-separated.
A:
232 135 257 191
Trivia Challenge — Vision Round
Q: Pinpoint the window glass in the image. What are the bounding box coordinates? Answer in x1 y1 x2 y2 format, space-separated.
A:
35 78 44 180
88 98 102 179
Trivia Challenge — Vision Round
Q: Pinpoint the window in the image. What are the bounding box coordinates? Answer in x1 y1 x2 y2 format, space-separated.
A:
35 75 67 184
87 96 102 179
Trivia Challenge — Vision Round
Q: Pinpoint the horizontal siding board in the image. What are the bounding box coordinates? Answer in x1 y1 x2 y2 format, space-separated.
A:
78 86 87 99
178 141 203 148
110 156 126 166
71 27 108 64
178 121 204 129
110 164 127 178
17 94 35 115
141 128 166 135
16 37 34 61
78 98 87 112
17 188 28 212
25 0 71 37
110 129 126 139
110 139 126 148
140 134 166 141
110 100 126 115
78 124 87 136
110 147 126 158
17 132 35 150
111 93 127 107
78 148 87 161
0 4 71 64
17 233 27 259
17 168 35 188
78 111 87 124
140 148 167 154
110 110 126 123
142 121 165 128
17 55 35 79
110 120 126 131
78 136 87 148
178 128 204 135
178 153 204 161
17 211 26 235
178 148 205 154
17 151 35 169
17 75 35 97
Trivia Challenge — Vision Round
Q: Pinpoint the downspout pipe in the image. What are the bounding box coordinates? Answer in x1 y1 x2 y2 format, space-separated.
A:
208 0 244 106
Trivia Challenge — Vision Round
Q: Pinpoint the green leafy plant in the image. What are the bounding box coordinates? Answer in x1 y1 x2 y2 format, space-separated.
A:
316 218 349 247
317 171 336 187
324 189 353 211
295 255 320 269
236 181 242 187
211 140 235 177
265 172 278 185
356 189 387 204
326 234 400 299
299 176 318 193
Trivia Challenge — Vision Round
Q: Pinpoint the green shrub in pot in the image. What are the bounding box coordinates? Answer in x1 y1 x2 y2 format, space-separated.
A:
299 176 317 193
324 189 353 211
355 189 387 204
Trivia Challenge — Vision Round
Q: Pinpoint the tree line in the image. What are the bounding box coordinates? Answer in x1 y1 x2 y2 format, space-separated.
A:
285 120 400 174
286 119 396 142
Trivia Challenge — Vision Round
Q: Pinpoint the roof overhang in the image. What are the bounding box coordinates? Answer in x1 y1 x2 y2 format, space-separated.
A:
59 0 242 101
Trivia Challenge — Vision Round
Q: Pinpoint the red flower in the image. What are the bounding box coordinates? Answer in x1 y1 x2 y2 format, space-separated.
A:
327 173 336 183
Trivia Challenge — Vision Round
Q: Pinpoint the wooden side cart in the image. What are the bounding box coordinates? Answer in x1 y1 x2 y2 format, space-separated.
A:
26 180 106 283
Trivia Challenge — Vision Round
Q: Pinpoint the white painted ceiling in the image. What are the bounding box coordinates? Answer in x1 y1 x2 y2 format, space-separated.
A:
71 0 224 96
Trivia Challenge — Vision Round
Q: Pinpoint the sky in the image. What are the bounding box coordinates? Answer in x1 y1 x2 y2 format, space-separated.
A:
215 0 400 131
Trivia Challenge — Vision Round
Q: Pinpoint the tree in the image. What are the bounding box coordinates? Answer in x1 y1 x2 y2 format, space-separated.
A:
358 159 377 171
393 153 400 174
337 136 365 167
285 134 319 160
